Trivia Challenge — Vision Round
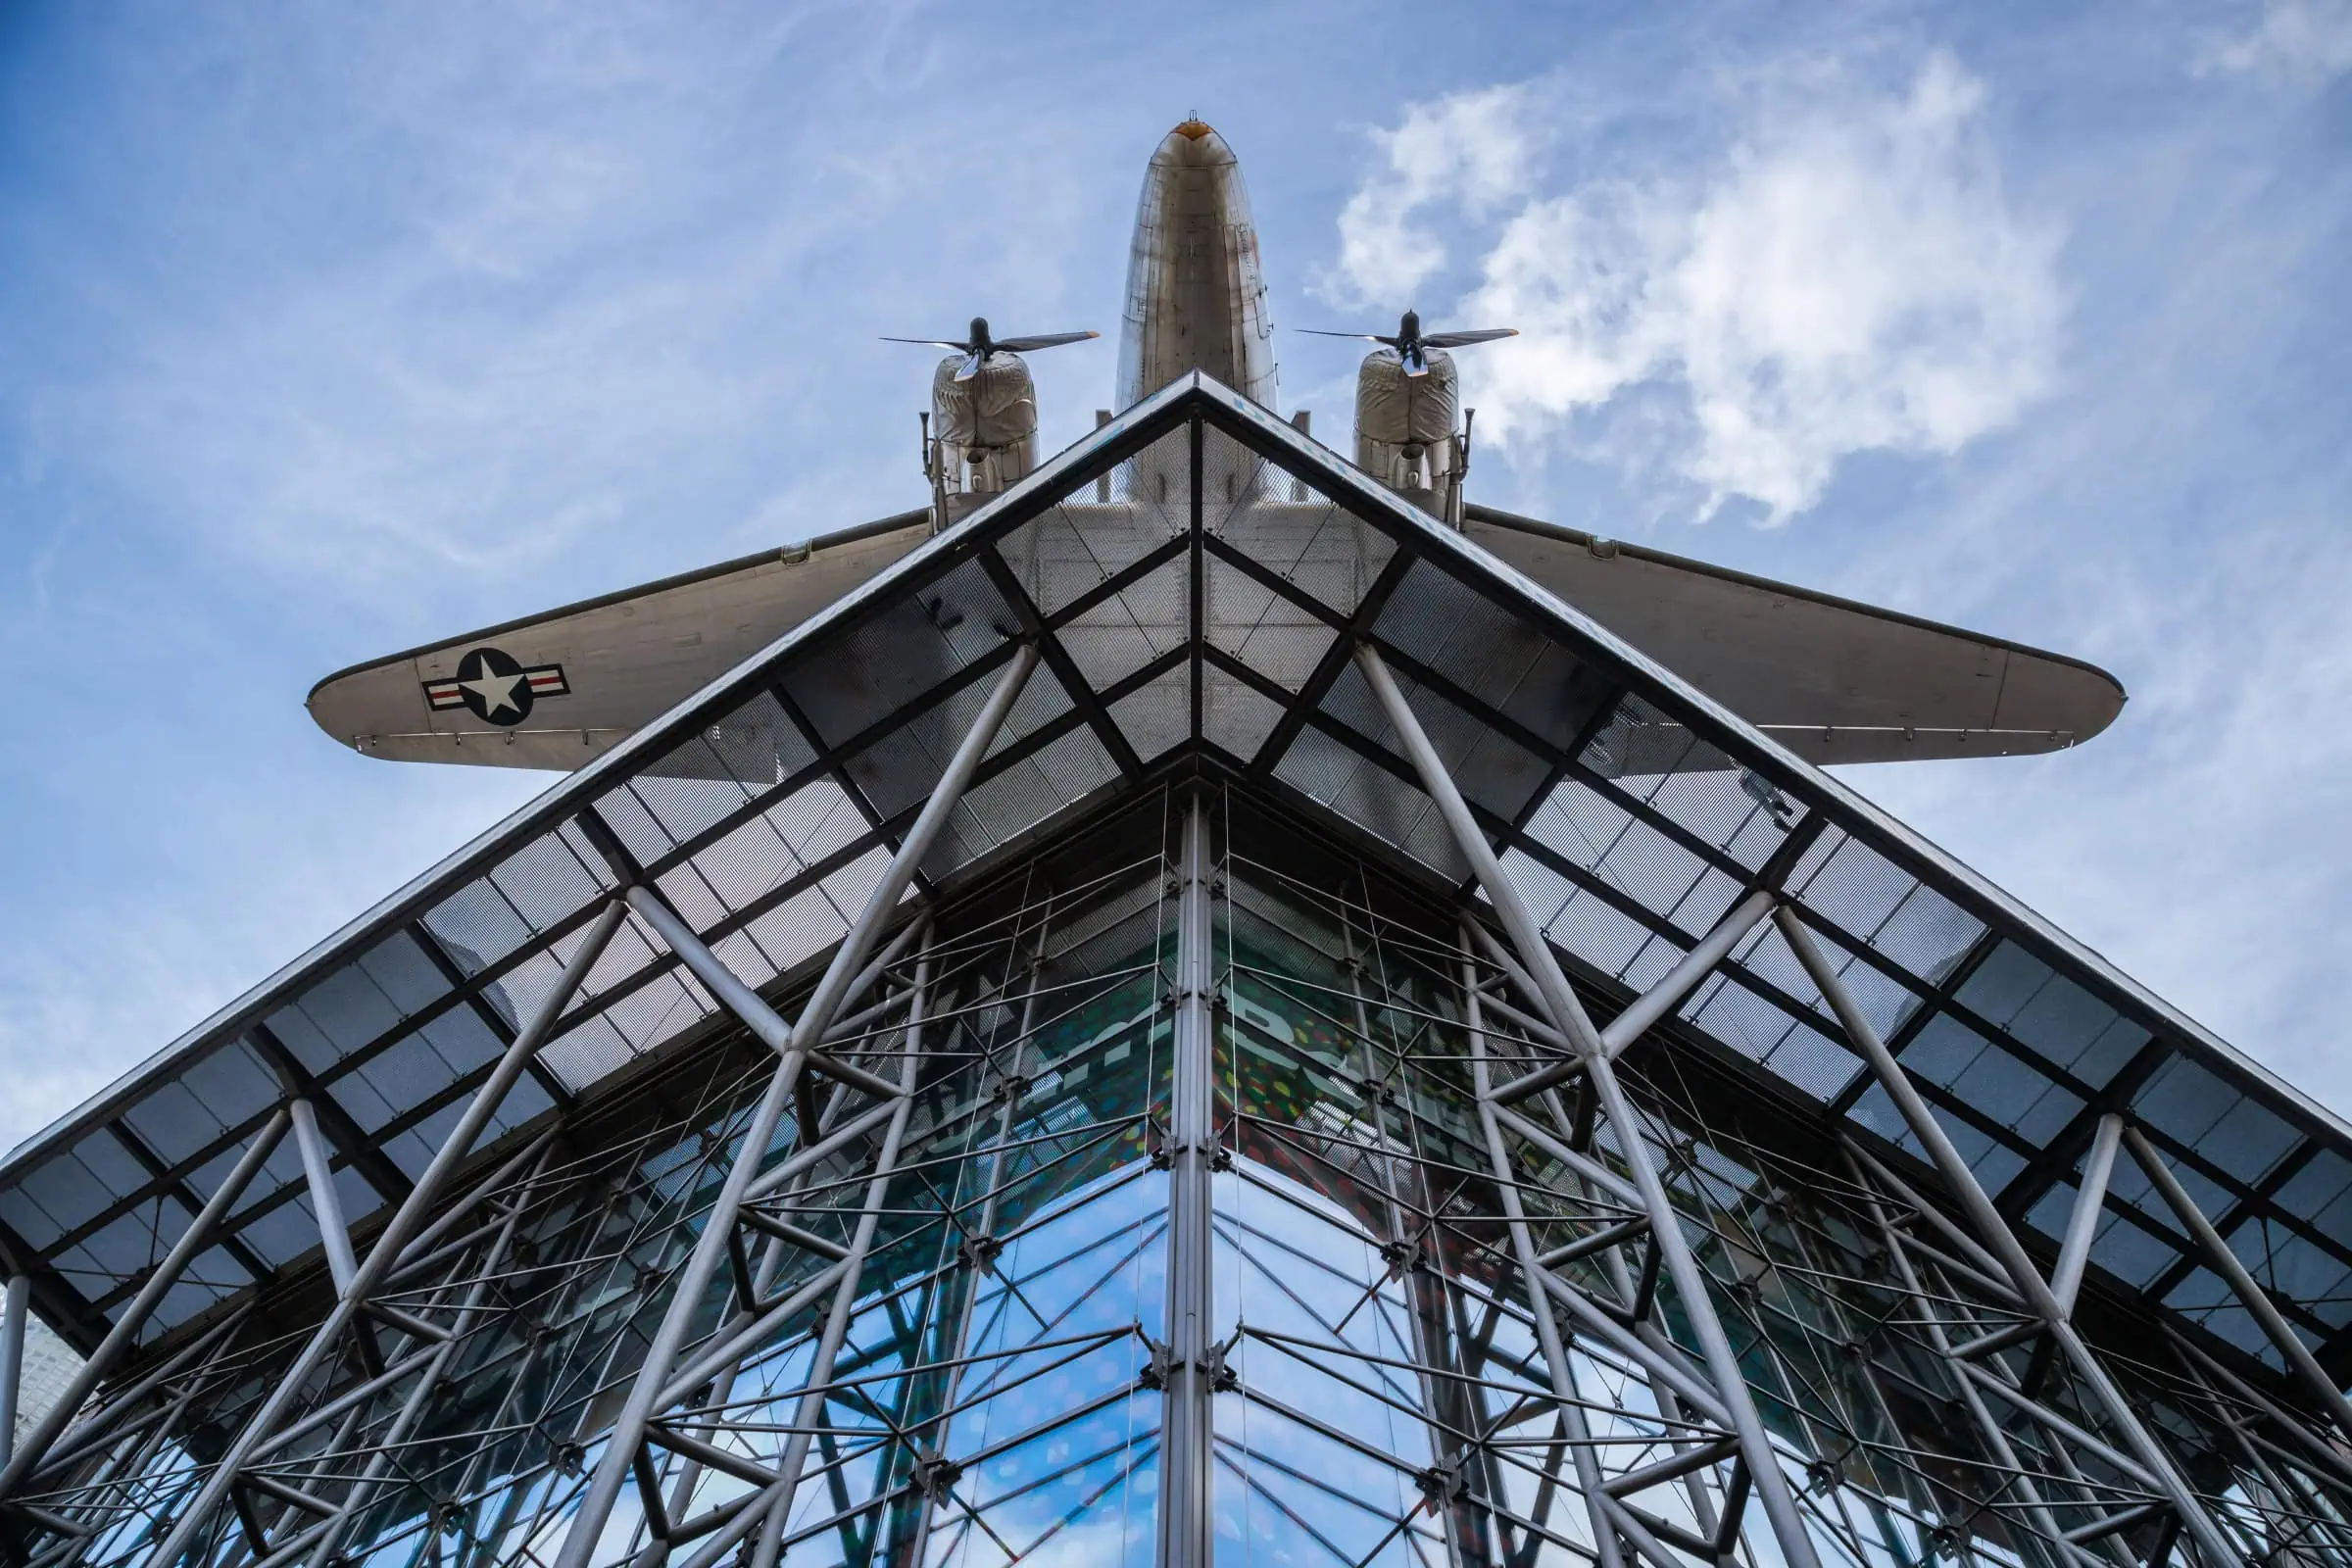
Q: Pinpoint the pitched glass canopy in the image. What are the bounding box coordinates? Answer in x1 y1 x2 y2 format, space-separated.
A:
0 374 2347 1568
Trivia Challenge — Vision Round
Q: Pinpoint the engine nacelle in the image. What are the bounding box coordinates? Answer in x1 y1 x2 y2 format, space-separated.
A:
929 353 1040 521
1355 347 1466 523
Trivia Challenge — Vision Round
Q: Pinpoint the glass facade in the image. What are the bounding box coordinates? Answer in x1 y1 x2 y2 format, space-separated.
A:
4 377 2349 1568
20 791 2352 1568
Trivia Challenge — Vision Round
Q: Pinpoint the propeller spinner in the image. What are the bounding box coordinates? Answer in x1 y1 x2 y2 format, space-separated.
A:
1299 309 1517 376
883 317 1101 381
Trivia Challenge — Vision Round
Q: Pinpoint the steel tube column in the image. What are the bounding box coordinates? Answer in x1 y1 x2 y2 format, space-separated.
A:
0 1106 291 1506
553 642 1037 1568
1601 887 1778 1058
2050 1114 2123 1319
1460 943 1627 1568
905 920 1048 1557
0 1278 27 1476
1846 1162 2114 1568
23 1304 249 1486
1774 906 2244 1568
2121 1123 2352 1446
287 1101 357 1296
0 1274 28 1469
1494 887 1778 1109
1353 642 1824 1568
1158 797 1216 1568
288 1146 559 1568
743 950 931 1568
138 894 633 1568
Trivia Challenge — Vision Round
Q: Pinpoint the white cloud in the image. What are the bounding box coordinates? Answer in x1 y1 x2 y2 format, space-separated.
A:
2202 0 2352 83
1329 83 1538 308
1339 54 2063 521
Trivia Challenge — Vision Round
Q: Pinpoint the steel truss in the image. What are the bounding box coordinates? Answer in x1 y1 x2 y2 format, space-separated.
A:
4 771 2350 1568
1 391 2347 1568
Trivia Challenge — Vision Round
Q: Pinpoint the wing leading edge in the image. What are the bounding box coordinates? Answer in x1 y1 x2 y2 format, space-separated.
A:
1463 506 2125 766
310 501 2121 776
307 510 931 771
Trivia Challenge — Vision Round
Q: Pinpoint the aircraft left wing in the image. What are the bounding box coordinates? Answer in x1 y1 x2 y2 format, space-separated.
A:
307 510 929 771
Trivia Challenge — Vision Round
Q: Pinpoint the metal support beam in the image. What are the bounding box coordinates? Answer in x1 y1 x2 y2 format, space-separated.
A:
281 1145 558 1568
136 892 634 1568
0 1106 291 1503
1494 886 1778 1108
1354 641 1825 1568
905 915 1050 1556
2122 1122 2352 1447
247 1024 413 1207
20 1301 249 1485
1846 1156 2122 1568
1158 796 1218 1568
287 1101 357 1297
1461 940 1628 1568
0 1275 27 1469
1601 887 1778 1059
551 642 1037 1568
742 949 930 1568
2051 1113 2123 1320
1774 904 2244 1568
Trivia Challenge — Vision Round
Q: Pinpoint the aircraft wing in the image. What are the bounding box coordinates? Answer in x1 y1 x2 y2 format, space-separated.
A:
308 510 930 771
1463 506 2125 765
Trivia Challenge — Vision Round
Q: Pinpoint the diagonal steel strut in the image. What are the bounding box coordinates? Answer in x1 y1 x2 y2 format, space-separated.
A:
1776 904 2245 1568
1354 639 1826 1568
135 893 636 1568
547 642 1037 1568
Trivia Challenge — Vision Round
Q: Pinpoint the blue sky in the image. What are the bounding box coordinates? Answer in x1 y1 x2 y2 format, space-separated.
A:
0 0 2346 1151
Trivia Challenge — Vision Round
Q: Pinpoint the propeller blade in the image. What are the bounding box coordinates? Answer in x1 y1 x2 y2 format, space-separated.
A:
1295 329 1388 341
990 329 1101 353
1400 345 1430 377
881 336 974 351
1419 327 1519 349
953 349 988 382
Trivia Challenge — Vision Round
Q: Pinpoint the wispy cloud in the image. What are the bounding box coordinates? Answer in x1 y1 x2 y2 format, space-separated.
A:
0 1 1104 1148
1320 19 2352 1118
1327 83 1541 307
1332 52 2063 521
2200 0 2352 83
17 4 1089 610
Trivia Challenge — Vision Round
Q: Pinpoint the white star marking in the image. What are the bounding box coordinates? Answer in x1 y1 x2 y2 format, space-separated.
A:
461 667 529 720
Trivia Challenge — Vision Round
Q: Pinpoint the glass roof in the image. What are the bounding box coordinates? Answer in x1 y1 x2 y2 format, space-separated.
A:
2 372 2345 1396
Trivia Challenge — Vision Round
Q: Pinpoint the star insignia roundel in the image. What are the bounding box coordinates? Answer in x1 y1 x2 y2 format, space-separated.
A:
422 647 570 728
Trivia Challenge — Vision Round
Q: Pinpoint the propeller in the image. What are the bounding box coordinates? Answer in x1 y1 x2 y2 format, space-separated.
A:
1298 309 1517 377
883 318 1101 381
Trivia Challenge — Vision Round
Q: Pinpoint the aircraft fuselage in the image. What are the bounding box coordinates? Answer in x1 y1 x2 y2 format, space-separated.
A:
1117 120 1279 413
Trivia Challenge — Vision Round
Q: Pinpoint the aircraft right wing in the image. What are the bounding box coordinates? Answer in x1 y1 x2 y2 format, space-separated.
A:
1463 506 2126 766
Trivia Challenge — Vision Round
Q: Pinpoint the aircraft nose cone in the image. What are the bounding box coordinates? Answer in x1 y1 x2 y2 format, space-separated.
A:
1151 120 1236 169
1120 117 1276 410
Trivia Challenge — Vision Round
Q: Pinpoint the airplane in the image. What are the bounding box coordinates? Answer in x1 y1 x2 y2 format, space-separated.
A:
307 119 2123 774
